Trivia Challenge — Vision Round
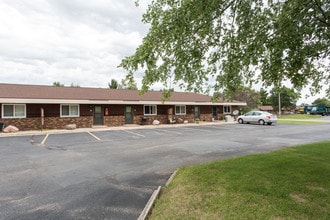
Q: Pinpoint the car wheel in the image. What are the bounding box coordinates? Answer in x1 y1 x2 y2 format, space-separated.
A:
258 119 265 125
267 122 272 125
238 118 244 124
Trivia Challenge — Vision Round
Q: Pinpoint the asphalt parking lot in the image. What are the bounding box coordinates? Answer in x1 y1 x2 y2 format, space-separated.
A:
1 122 330 219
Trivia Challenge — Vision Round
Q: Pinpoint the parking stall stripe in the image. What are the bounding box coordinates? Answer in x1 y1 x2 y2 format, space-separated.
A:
41 133 49 145
157 129 182 135
181 127 212 133
122 130 145 137
87 132 101 141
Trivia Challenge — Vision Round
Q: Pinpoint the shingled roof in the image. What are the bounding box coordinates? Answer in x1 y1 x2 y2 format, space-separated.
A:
259 106 273 111
0 83 246 106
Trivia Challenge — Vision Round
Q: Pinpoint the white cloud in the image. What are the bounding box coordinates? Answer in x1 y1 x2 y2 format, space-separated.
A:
0 0 326 104
0 0 149 87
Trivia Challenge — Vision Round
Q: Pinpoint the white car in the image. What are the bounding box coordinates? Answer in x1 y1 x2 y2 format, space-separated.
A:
237 111 277 125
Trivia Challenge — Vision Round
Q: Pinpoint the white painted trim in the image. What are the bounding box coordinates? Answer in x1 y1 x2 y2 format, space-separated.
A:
144 105 157 116
1 104 26 118
175 105 186 115
60 104 80 117
223 105 231 114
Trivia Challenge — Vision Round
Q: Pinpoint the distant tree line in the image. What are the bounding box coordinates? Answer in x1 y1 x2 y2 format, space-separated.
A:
53 80 329 113
52 82 80 87
108 76 137 90
230 86 329 113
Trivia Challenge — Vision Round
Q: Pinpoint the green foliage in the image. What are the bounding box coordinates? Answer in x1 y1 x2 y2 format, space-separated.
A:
52 82 64 87
259 88 271 106
121 74 138 90
108 79 120 89
312 97 330 106
120 0 330 98
70 83 80 88
269 86 300 111
108 77 138 90
231 86 260 111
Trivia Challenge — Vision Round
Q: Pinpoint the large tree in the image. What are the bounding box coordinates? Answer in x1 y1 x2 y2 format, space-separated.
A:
108 79 120 89
120 75 138 90
312 97 330 106
259 88 271 106
53 82 64 87
269 86 300 111
232 86 260 111
120 0 329 98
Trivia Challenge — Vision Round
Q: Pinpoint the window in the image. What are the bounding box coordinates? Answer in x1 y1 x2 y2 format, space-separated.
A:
175 105 186 115
144 105 157 115
2 104 26 118
61 104 79 117
223 105 231 114
245 111 253 116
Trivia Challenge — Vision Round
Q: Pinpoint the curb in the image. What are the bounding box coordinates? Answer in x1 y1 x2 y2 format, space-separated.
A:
165 169 178 187
138 186 161 220
0 121 236 138
138 169 178 220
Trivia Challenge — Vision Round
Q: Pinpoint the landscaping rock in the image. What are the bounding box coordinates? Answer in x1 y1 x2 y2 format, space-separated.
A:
177 118 184 123
152 120 160 125
225 115 235 122
65 124 77 130
3 125 19 133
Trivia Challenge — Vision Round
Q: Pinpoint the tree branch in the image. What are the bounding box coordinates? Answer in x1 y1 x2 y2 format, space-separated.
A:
312 0 330 27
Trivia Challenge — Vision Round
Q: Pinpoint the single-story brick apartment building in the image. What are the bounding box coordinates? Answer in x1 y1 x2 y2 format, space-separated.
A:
0 83 246 131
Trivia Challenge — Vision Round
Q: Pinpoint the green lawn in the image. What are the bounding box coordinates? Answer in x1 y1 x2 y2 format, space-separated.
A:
277 119 327 125
278 114 322 119
277 114 327 124
149 141 330 219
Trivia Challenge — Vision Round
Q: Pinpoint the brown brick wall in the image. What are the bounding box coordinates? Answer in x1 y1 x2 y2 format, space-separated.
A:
43 116 93 129
104 115 125 126
217 105 241 120
1 118 42 131
0 103 223 130
1 116 93 131
200 113 213 122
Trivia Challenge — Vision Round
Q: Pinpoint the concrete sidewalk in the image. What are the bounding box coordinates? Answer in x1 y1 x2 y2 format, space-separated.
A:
0 120 235 137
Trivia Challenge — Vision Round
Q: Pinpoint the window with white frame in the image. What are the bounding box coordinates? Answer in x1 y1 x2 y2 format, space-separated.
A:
144 105 157 115
61 104 79 117
2 104 26 118
175 105 186 115
223 105 231 114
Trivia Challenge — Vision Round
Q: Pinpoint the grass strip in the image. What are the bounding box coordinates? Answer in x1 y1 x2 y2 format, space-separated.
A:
278 114 323 119
149 141 330 219
277 119 328 125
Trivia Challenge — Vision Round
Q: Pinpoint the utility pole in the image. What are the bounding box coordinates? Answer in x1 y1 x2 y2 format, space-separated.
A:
278 91 281 116
277 80 281 117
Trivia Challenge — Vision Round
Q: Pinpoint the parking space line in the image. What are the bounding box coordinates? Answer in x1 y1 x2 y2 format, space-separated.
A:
158 129 182 135
203 125 228 129
87 132 101 141
122 130 145 137
41 133 49 145
203 125 217 128
150 130 163 135
181 127 212 133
